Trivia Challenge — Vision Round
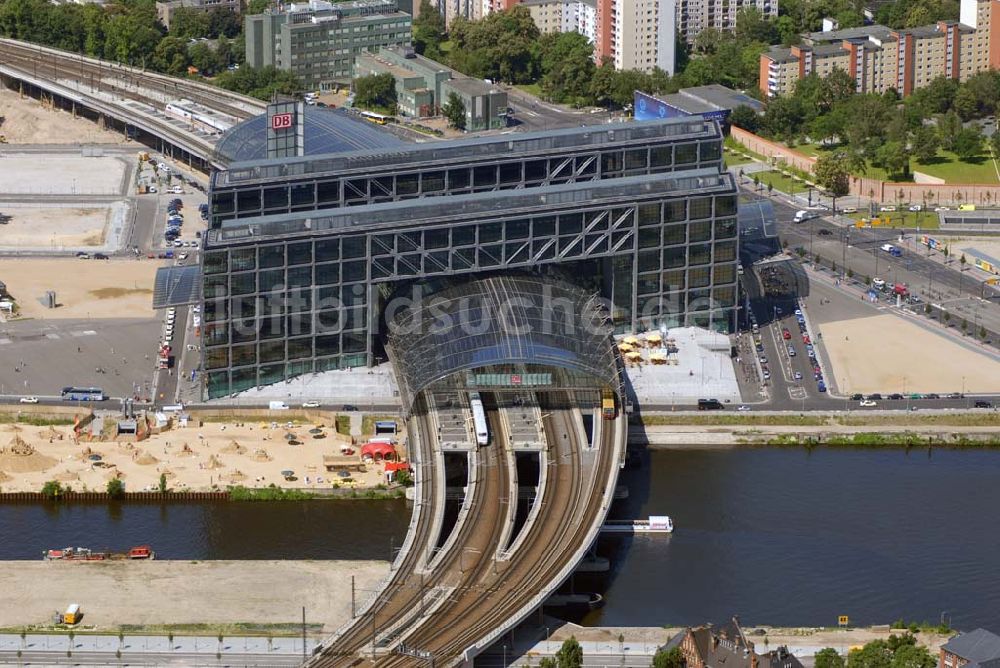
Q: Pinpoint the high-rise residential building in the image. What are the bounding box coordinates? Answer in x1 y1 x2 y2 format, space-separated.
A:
674 0 776 43
759 0 999 98
244 0 412 90
522 0 597 42
593 0 676 73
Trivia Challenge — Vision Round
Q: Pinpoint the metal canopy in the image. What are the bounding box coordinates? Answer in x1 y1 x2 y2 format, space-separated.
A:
386 274 620 410
152 265 202 309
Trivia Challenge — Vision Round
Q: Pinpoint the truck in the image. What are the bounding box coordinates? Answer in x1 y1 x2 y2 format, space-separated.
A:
269 401 290 410
63 603 81 625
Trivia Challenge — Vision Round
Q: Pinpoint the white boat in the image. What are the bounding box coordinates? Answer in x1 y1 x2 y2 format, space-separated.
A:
600 515 674 534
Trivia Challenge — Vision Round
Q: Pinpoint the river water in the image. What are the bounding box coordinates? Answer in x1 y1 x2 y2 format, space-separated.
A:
2 447 999 629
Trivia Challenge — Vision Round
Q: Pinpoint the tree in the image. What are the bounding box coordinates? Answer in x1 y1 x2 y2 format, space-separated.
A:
159 472 168 494
167 631 174 651
412 0 446 57
189 41 222 75
874 140 909 179
442 91 466 130
215 66 300 101
353 72 397 113
556 636 583 668
41 480 63 500
848 640 893 668
107 477 125 499
730 105 761 133
815 648 845 668
246 0 270 13
539 31 596 105
815 153 853 196
151 36 189 76
911 125 940 163
937 111 963 151
167 7 211 40
890 644 935 668
652 646 685 668
953 127 983 160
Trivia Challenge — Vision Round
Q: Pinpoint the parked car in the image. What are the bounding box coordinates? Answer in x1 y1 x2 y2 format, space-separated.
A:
879 205 897 212
860 399 877 407
975 400 994 408
925 393 941 399
888 393 904 400
868 393 883 400
19 396 39 404
851 393 864 401
908 204 923 212
817 228 833 236
302 401 321 408
817 380 827 392
793 371 803 380
737 405 751 411
76 252 90 259
341 404 358 412
93 253 109 260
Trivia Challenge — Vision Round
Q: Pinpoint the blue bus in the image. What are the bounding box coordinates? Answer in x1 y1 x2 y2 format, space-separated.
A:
61 387 106 401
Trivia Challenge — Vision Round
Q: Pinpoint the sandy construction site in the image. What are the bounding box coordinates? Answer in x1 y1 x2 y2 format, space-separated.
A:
0 417 403 493
0 155 126 196
0 86 129 145
0 206 117 248
0 258 158 320
819 313 1000 394
0 559 389 631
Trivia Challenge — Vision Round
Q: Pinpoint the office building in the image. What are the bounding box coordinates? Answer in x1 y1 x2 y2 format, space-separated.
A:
200 114 738 398
354 46 508 129
634 86 764 126
156 0 240 30
244 0 412 90
760 0 997 98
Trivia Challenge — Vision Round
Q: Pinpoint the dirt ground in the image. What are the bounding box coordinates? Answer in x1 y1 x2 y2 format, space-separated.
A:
0 207 109 247
0 417 404 493
0 155 125 195
819 313 1000 393
0 559 388 631
0 258 159 320
0 87 129 145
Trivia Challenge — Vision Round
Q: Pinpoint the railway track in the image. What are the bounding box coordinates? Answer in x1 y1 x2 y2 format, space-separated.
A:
0 39 264 122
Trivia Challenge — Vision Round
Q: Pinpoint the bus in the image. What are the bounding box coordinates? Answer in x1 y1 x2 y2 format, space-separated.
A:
61 387 106 401
601 388 617 420
469 392 489 446
359 110 392 125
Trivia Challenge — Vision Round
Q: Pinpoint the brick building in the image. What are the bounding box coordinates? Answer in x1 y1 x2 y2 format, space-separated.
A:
940 628 1000 668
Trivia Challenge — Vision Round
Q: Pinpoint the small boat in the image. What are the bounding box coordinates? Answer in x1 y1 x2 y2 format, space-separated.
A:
544 593 605 611
44 545 154 561
600 515 674 534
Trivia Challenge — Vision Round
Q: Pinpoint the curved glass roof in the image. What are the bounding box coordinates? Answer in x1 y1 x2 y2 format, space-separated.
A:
386 274 620 408
213 107 407 163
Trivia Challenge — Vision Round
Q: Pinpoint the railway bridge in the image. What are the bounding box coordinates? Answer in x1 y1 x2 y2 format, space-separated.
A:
0 39 265 169
306 275 628 668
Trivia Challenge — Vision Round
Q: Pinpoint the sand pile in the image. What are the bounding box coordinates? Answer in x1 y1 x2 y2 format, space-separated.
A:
160 468 177 479
135 451 159 466
44 426 65 441
105 468 125 481
0 438 58 473
226 470 247 483
220 440 246 455
251 449 272 462
54 470 79 482
204 455 224 470
0 471 11 483
179 443 197 457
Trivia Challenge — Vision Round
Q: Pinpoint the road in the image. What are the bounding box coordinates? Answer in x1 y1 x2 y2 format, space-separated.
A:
502 86 603 132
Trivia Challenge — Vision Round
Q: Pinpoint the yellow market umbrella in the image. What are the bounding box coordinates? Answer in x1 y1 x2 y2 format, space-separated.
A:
623 335 640 346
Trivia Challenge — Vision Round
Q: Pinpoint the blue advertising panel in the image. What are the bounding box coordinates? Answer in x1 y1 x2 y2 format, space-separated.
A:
634 91 683 121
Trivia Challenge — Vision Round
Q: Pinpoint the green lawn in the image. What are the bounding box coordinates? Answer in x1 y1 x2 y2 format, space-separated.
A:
847 211 941 229
723 148 754 167
515 83 543 98
913 151 1000 184
752 170 810 194
788 141 1000 184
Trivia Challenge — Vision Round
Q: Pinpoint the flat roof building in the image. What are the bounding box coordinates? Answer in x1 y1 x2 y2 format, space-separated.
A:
635 85 764 126
245 0 413 90
199 115 738 398
156 0 240 30
354 46 508 130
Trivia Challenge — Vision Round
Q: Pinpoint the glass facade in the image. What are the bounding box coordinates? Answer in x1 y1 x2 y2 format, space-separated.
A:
202 167 739 398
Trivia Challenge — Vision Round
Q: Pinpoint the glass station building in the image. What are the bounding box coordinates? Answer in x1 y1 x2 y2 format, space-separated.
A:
200 112 738 398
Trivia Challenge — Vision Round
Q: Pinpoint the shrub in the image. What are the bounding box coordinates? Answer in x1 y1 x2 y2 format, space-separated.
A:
41 480 63 500
106 478 126 499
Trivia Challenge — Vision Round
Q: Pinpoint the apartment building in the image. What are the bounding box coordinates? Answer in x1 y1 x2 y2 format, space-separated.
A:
593 0 676 73
156 0 240 30
245 0 412 90
675 0 776 44
760 0 999 98
523 0 597 42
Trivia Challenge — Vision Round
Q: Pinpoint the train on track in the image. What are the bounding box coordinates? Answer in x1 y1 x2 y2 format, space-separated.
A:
470 392 489 446
165 100 235 134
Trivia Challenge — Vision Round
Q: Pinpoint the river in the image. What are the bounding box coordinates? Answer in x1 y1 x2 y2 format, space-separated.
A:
2 446 999 630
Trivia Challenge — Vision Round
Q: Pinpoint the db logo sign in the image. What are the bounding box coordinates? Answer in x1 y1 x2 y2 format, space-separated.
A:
271 113 293 130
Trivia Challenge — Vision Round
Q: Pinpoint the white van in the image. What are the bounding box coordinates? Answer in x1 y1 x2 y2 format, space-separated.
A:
793 210 818 223
161 404 184 412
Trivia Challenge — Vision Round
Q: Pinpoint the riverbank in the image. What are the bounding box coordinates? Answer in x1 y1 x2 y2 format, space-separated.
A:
0 560 389 633
632 422 1000 447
